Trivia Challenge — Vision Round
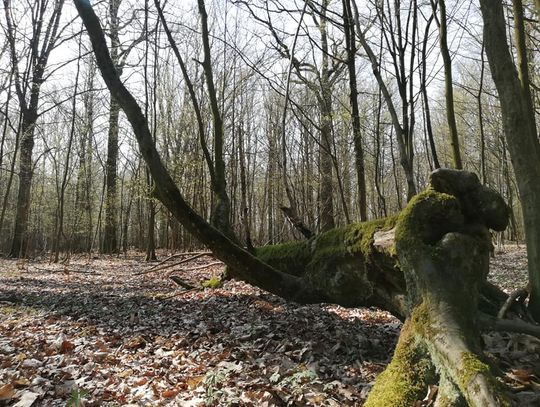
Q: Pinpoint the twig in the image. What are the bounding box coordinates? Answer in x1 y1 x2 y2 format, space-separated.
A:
498 287 529 319
146 251 210 270
30 266 101 275
164 261 224 278
182 261 223 272
136 252 213 275
158 288 201 300
280 206 314 239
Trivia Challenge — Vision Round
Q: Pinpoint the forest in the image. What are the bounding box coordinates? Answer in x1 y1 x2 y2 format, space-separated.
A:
1 0 540 405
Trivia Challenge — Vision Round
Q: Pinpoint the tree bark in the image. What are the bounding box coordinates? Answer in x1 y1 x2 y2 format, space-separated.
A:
479 0 540 321
102 0 121 254
317 0 336 232
4 0 65 257
343 0 367 222
435 0 462 169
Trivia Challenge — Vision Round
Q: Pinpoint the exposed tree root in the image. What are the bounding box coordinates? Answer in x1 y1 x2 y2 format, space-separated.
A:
479 313 540 339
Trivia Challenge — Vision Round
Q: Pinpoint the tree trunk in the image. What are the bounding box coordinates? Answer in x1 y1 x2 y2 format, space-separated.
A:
10 112 36 257
435 0 462 169
102 96 120 253
343 0 367 221
480 0 540 321
317 0 335 232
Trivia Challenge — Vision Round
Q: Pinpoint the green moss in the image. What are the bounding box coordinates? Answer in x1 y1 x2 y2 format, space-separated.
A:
395 188 463 253
202 276 222 289
364 320 434 407
309 216 397 265
255 240 310 277
345 216 397 259
457 352 491 390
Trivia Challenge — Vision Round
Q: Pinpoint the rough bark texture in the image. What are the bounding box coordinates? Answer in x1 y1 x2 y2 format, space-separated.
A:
436 0 462 169
102 0 121 254
365 169 510 407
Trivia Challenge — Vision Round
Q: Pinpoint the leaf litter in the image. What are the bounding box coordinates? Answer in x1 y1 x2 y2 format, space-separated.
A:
0 243 538 406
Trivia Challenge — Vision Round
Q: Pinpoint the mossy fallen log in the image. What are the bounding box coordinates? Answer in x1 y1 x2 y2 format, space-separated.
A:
230 169 516 406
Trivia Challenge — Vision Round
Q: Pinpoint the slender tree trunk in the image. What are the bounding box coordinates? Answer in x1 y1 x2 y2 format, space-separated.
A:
343 0 367 221
10 109 37 257
478 41 487 185
318 0 335 232
102 0 121 254
197 0 236 241
435 0 462 169
102 96 120 253
420 12 440 169
53 32 82 262
4 0 65 257
351 0 417 201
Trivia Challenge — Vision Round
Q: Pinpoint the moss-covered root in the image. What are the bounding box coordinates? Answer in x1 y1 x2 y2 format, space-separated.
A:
426 304 511 407
366 303 510 407
364 319 435 407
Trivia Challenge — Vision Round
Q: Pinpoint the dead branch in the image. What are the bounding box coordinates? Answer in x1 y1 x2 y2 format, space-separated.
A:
280 206 314 239
498 287 529 319
169 275 196 290
136 252 213 275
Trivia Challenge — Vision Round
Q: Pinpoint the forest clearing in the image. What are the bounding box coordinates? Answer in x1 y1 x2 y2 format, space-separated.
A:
0 247 538 406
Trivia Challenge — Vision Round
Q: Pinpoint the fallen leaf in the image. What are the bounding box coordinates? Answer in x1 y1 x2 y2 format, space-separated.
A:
12 391 40 407
134 378 148 386
117 369 134 378
13 377 30 388
162 388 179 398
186 375 204 389
60 340 75 354
0 383 15 400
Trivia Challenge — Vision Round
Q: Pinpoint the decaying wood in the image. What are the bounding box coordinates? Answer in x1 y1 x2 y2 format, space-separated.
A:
479 313 540 339
74 3 525 402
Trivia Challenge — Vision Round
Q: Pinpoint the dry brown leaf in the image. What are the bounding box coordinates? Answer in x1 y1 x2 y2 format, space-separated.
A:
95 340 108 352
117 369 134 378
134 378 148 386
0 383 15 400
125 336 146 350
186 375 205 389
510 369 533 385
162 388 179 398
60 340 75 354
14 353 27 362
13 377 30 388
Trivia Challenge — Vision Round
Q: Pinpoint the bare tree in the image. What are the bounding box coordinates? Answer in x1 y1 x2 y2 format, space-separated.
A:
3 0 65 257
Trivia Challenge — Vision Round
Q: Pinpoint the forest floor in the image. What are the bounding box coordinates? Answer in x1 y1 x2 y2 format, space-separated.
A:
0 244 539 406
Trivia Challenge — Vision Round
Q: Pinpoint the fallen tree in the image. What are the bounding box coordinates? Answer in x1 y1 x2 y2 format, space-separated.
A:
74 1 537 404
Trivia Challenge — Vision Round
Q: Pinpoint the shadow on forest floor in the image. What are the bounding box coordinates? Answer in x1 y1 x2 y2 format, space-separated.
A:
0 255 400 406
